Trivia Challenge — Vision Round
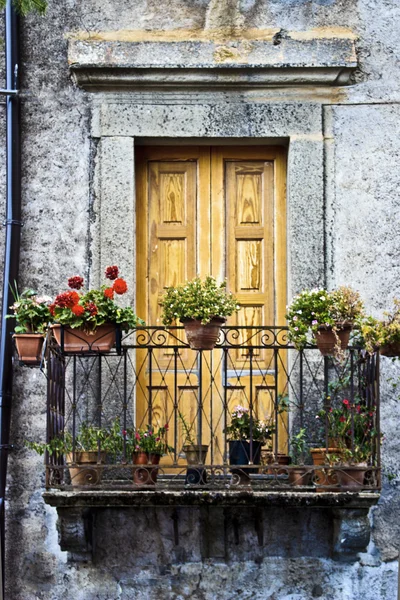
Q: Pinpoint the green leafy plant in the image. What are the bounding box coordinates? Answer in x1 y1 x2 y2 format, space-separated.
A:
179 411 196 446
359 299 400 354
50 265 145 333
290 428 308 465
317 399 378 465
161 276 239 326
26 419 125 461
7 283 51 333
224 405 275 444
286 286 364 351
0 0 47 16
127 424 174 456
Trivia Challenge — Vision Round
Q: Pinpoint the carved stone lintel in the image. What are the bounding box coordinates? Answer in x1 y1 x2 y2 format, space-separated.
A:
57 507 94 562
332 508 371 562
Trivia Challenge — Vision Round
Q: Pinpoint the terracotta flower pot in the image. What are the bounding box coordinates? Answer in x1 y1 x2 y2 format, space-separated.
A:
13 333 44 366
310 447 344 491
264 452 291 475
336 464 368 490
288 466 312 487
380 342 400 357
181 317 226 350
66 451 106 486
51 323 116 353
132 452 161 485
314 325 352 356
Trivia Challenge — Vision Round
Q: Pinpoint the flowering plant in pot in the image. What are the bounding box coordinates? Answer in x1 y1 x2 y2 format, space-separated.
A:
160 276 239 350
126 424 173 486
359 299 400 357
286 286 364 356
7 285 52 365
26 420 123 486
50 265 144 352
316 399 378 489
224 405 274 482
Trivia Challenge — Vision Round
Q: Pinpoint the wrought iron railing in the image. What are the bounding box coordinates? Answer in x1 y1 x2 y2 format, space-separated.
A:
43 326 381 492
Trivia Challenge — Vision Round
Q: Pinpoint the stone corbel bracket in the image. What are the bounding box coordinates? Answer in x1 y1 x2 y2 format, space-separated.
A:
67 30 358 91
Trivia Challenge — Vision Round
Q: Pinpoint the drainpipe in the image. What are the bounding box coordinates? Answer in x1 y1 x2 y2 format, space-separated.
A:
0 0 21 597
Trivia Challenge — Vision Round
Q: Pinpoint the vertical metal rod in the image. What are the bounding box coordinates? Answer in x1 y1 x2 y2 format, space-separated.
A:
350 349 355 452
123 350 127 461
97 356 102 459
173 347 178 464
198 351 203 447
0 2 20 594
375 352 381 486
72 356 77 458
299 349 304 462
274 348 279 458
148 348 153 426
223 348 228 465
249 347 254 463
324 356 329 450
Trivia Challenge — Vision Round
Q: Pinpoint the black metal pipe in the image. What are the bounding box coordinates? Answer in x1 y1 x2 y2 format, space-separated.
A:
0 0 21 596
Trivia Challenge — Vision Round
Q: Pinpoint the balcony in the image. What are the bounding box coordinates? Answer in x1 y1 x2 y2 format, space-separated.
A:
42 325 381 495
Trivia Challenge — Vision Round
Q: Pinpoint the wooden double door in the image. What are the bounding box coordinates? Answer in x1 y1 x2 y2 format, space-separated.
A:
135 146 287 464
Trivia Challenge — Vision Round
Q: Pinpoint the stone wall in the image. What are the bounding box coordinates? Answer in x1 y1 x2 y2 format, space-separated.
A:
2 0 400 598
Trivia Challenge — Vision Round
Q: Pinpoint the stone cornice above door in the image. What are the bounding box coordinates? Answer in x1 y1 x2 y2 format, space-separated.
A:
67 28 357 91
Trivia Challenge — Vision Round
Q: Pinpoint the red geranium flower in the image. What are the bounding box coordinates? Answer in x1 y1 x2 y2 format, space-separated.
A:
104 287 114 300
85 302 98 316
105 265 119 281
68 276 84 290
339 416 346 422
342 399 350 407
49 303 56 316
54 291 79 309
71 304 85 317
113 278 128 295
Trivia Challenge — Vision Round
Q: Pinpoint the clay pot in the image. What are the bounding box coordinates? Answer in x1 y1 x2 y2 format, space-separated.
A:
184 444 209 485
13 333 44 366
132 452 161 485
288 466 312 487
66 451 106 486
51 324 116 353
265 452 291 475
310 447 342 491
380 342 400 357
181 317 226 350
183 444 209 465
314 325 352 356
336 464 368 490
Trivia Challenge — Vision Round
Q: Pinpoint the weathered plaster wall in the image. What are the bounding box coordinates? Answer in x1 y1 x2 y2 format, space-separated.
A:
2 0 400 598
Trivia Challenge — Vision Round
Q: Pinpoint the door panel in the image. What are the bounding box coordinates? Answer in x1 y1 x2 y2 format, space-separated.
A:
135 146 287 463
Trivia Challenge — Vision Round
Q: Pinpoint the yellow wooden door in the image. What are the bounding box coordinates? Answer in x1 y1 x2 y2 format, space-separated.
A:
135 146 287 466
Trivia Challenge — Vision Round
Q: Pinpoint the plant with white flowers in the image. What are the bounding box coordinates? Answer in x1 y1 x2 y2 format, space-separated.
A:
286 286 364 350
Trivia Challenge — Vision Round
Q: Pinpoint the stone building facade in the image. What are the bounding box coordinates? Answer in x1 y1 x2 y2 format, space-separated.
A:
1 0 400 598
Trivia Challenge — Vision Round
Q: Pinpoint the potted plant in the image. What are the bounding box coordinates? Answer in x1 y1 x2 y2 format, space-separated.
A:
127 424 173 486
224 405 274 484
286 286 364 356
288 428 311 487
179 411 208 485
26 420 123 486
50 265 144 352
360 299 400 357
7 285 52 366
160 276 239 350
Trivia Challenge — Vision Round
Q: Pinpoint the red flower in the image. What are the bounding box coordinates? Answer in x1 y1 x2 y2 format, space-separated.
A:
113 278 128 295
122 430 127 437
54 291 80 309
356 404 361 413
164 423 169 431
339 416 346 422
104 287 114 300
342 399 350 407
68 276 84 290
105 265 119 280
85 302 98 316
135 432 140 440
71 304 85 317
49 303 56 316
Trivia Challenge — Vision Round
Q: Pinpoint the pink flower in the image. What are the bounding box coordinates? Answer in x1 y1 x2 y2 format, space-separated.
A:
156 437 160 442
122 430 127 436
343 399 350 406
135 432 140 440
